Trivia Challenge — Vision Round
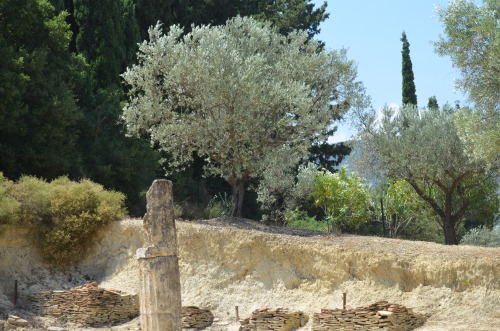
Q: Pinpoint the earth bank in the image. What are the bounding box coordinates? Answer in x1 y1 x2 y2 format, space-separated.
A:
0 218 499 330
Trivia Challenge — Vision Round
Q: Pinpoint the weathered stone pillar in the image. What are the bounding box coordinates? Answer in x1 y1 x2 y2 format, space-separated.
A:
137 180 182 331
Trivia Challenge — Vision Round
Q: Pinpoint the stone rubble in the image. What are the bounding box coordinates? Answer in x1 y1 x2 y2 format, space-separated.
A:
182 306 214 329
239 307 308 331
7 315 28 327
312 301 426 331
29 283 139 326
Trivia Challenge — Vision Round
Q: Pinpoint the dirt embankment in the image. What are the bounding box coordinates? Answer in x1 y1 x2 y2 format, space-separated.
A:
1 218 499 330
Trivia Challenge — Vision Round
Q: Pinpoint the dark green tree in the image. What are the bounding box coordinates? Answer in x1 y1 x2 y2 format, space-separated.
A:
0 0 85 180
253 0 328 39
135 0 328 41
428 96 439 110
65 0 160 215
401 31 417 106
308 142 352 173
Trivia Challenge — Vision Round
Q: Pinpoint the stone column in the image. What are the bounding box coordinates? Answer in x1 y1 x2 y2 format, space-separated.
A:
137 179 182 331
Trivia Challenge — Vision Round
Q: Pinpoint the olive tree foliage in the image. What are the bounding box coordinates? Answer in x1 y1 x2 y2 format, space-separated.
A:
434 0 499 168
122 16 368 217
434 0 499 113
257 162 319 224
382 179 437 239
353 104 495 245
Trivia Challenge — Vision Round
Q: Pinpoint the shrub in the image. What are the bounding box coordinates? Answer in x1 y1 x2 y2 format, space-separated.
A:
285 210 328 232
0 173 20 233
205 193 233 219
11 176 126 266
313 167 373 233
460 226 500 247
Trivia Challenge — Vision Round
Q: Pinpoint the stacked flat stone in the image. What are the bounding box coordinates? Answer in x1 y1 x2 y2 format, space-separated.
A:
312 301 426 331
30 283 139 326
240 307 308 331
182 306 214 329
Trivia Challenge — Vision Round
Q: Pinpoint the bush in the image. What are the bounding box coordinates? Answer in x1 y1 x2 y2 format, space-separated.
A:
10 176 126 266
0 173 20 232
205 193 233 219
460 226 500 247
285 210 328 232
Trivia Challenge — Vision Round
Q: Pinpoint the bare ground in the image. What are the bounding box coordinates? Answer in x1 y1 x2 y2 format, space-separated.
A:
1 218 499 330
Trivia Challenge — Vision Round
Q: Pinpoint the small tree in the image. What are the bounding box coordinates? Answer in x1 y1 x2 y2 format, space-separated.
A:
427 96 439 110
313 167 372 233
122 16 367 217
354 104 495 244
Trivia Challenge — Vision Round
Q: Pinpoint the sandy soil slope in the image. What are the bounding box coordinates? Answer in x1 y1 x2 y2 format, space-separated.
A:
1 218 499 330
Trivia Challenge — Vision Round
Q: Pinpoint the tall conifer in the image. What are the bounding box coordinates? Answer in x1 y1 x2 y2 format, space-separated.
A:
401 31 417 106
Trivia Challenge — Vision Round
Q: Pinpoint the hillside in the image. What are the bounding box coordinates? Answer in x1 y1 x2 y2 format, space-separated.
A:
1 218 499 330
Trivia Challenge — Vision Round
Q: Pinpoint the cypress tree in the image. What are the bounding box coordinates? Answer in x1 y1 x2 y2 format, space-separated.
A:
0 0 85 180
68 0 160 215
401 31 417 106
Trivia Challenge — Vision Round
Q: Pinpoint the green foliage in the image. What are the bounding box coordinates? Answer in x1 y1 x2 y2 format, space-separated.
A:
135 0 329 41
123 16 368 217
307 142 352 173
434 0 499 169
0 173 20 232
0 0 85 180
460 226 500 247
434 0 499 113
284 210 327 232
401 31 417 106
353 104 496 244
258 162 319 224
205 193 233 219
10 176 126 266
380 179 443 242
253 0 329 39
453 107 500 170
427 96 439 110
313 167 372 233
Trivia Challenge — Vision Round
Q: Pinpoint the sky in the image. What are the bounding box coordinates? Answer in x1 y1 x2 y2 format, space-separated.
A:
311 0 469 143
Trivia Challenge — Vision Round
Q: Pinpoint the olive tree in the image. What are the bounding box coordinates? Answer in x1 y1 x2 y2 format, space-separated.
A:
122 16 367 217
354 105 495 244
434 0 499 168
434 0 499 113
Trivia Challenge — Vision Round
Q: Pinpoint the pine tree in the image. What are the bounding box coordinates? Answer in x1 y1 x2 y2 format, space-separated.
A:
401 31 417 106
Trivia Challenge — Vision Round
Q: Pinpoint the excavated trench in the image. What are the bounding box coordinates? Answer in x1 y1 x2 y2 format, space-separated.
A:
1 218 499 330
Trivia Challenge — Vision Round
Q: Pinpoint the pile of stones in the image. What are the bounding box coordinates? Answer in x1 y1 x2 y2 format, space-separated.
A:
29 283 139 325
312 301 426 331
239 308 308 331
182 306 214 329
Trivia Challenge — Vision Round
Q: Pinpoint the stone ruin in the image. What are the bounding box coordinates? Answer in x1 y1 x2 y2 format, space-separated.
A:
182 306 214 329
312 301 426 331
137 179 182 331
29 282 214 329
237 302 425 331
239 307 309 331
29 283 139 325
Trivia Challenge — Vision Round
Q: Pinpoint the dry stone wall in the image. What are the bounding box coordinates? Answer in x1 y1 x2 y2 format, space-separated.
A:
182 306 214 329
239 308 308 331
312 301 426 331
29 283 139 325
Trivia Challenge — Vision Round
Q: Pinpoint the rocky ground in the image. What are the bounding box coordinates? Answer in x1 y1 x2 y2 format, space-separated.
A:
1 218 499 330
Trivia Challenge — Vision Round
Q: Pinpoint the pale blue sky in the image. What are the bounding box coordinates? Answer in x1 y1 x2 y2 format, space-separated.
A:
311 0 469 142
